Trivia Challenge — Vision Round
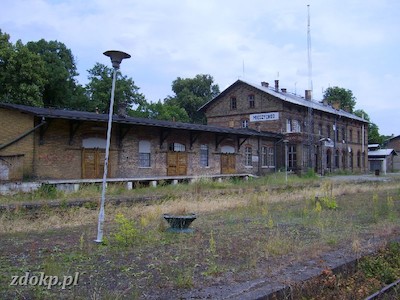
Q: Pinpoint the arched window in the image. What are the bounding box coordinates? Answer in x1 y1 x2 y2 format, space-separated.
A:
326 149 332 169
286 119 292 132
335 150 340 168
169 143 186 152
221 145 235 153
82 137 106 149
349 148 354 169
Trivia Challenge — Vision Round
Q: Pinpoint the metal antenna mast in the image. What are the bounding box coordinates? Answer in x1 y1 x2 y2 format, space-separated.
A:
307 4 313 92
307 4 314 170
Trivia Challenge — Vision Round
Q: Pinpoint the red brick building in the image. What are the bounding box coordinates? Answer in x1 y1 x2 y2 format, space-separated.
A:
0 103 280 181
200 79 369 175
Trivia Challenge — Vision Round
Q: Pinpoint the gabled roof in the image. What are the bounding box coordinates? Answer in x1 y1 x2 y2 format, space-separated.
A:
368 144 380 149
199 79 368 123
0 103 282 139
368 149 397 157
386 135 400 142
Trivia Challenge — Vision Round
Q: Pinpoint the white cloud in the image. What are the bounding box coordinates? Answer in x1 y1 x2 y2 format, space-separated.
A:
0 0 399 135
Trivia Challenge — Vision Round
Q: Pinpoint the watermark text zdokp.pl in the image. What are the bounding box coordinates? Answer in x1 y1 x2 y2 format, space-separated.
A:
10 272 79 289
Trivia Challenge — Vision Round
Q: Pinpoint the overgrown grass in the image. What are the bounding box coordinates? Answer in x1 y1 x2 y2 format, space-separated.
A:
0 172 319 205
1 177 400 299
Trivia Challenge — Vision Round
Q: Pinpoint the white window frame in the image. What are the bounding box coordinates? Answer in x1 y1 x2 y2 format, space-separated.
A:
261 146 274 168
245 146 252 167
139 140 151 168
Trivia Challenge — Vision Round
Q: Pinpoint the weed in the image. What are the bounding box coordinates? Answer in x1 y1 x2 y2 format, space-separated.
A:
202 230 223 276
267 215 274 229
174 268 194 288
303 168 318 179
112 213 141 247
359 242 400 284
34 184 61 200
83 201 98 210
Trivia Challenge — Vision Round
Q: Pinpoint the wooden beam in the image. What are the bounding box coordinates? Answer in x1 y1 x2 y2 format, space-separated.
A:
237 136 249 150
118 124 130 147
215 134 227 150
159 129 170 149
69 121 81 145
39 119 52 145
189 131 200 150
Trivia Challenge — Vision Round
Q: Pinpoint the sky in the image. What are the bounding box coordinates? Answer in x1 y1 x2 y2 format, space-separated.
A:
1 0 399 136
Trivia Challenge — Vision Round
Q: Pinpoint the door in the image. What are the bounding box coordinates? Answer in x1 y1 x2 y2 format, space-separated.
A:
221 154 236 174
167 152 187 176
82 148 110 179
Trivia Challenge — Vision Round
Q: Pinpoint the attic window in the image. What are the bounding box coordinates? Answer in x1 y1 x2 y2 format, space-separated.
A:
230 97 237 110
248 95 255 108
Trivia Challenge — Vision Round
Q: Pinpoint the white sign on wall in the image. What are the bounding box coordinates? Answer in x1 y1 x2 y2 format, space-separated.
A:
250 112 279 122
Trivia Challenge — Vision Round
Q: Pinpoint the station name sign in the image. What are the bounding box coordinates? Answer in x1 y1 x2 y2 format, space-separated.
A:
250 112 279 122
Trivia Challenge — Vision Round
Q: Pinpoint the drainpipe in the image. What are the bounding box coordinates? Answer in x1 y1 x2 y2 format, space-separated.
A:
257 136 261 176
0 118 46 151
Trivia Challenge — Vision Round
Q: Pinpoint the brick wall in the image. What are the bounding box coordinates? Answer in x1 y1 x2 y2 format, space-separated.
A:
24 117 274 180
204 81 368 174
0 108 35 179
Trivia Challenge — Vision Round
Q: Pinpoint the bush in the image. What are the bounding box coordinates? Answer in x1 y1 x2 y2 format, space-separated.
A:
112 213 140 247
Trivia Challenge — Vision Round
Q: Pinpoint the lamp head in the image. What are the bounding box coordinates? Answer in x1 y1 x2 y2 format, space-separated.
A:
103 50 131 69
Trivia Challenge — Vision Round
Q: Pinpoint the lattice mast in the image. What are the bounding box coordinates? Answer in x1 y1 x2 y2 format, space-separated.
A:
307 4 314 169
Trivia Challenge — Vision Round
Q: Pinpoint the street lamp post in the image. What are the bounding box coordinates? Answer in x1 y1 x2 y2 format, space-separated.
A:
283 140 289 183
95 50 131 243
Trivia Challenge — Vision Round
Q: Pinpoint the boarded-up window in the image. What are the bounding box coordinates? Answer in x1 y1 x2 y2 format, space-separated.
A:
200 144 209 167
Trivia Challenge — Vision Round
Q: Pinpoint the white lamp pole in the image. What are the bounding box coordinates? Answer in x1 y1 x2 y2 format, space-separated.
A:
95 50 131 243
283 140 289 183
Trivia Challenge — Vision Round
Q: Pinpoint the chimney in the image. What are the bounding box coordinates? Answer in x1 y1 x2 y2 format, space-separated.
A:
274 80 279 91
305 90 312 100
332 100 340 110
117 101 128 118
261 81 269 88
281 88 287 93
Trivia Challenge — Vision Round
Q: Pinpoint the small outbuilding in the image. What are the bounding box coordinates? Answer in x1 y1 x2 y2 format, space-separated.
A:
368 145 397 175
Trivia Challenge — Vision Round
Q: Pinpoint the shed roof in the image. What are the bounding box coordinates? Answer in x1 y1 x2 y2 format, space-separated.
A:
368 149 397 157
199 79 368 123
0 103 282 139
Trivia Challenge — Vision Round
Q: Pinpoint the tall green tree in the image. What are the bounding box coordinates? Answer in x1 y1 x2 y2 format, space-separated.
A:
130 100 189 122
323 86 357 113
0 30 47 106
165 74 220 124
26 39 84 108
354 109 383 144
86 63 146 113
